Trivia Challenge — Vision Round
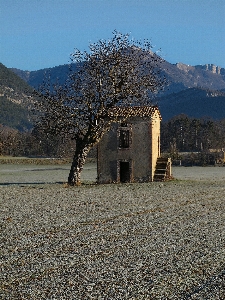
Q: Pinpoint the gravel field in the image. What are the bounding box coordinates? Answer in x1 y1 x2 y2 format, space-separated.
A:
0 165 225 299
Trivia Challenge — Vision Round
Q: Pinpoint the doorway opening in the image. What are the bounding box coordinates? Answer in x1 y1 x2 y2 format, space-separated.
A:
119 161 130 183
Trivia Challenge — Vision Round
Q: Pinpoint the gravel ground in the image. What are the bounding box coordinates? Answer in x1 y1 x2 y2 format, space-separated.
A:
0 165 225 299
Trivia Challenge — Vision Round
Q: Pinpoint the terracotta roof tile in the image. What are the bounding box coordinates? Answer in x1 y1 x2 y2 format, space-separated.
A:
108 105 162 119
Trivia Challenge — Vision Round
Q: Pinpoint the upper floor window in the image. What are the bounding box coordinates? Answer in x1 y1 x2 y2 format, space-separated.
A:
118 123 131 148
119 129 130 148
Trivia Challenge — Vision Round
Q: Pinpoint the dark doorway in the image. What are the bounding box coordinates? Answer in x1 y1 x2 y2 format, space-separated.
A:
120 161 130 183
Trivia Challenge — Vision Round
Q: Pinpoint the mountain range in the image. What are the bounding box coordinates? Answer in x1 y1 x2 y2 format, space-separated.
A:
10 61 225 94
1 58 225 131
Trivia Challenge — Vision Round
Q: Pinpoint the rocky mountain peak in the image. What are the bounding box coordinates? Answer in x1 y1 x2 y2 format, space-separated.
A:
195 64 225 76
175 62 194 72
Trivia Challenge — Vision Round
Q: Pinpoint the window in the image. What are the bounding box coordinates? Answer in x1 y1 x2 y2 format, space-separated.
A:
118 123 131 149
119 129 130 148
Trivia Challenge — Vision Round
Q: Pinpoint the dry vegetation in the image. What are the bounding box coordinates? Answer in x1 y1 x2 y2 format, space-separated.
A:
0 165 225 299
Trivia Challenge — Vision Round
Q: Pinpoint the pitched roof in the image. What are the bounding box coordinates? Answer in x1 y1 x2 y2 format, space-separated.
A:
108 105 162 119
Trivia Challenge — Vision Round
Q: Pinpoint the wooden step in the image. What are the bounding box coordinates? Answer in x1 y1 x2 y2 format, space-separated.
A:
157 158 169 162
153 174 166 181
156 164 167 168
155 169 167 174
154 157 172 182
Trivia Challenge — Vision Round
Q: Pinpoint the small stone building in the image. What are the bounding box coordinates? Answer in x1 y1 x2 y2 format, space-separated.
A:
97 106 171 183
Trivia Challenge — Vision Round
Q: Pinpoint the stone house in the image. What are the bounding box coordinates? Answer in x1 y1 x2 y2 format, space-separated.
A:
97 106 171 183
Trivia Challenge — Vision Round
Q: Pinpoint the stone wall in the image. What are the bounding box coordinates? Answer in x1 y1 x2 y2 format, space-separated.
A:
150 112 161 181
97 115 161 183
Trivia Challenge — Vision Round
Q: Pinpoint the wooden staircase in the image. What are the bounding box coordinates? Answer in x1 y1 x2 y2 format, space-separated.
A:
153 157 172 182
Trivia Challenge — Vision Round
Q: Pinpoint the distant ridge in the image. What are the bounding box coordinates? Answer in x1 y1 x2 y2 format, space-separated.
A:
159 61 225 95
11 60 225 95
11 64 74 91
157 87 225 121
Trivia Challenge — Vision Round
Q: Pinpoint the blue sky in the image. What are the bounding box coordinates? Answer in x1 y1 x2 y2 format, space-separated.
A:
1 0 225 71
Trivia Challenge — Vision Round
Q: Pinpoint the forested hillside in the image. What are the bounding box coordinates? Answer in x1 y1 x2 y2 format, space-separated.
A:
0 63 34 101
0 96 32 131
0 63 33 130
158 87 225 121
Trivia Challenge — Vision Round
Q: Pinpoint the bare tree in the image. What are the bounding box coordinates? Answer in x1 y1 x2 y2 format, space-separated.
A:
35 31 166 185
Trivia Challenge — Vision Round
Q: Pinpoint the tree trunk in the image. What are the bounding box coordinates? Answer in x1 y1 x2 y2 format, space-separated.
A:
68 143 90 186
